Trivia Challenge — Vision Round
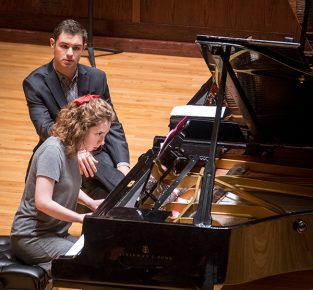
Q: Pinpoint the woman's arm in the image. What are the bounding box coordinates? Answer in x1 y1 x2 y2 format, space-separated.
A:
78 189 104 212
35 176 85 223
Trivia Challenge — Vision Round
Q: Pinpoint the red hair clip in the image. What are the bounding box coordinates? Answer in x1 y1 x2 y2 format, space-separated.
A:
73 95 100 106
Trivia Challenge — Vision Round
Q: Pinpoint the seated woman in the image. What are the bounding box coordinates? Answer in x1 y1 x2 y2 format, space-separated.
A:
10 95 115 276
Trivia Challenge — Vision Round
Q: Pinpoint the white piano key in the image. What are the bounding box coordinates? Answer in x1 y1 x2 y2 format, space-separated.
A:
65 234 84 256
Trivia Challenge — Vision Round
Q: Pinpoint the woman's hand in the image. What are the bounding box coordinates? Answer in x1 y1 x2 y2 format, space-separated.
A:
89 198 105 212
77 149 98 177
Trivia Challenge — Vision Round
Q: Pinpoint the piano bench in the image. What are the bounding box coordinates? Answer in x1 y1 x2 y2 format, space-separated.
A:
0 236 49 290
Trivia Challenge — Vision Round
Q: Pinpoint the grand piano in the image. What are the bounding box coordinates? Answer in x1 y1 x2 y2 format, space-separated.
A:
52 15 313 290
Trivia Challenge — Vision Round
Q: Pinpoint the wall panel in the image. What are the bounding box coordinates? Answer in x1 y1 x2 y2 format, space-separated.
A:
0 0 304 56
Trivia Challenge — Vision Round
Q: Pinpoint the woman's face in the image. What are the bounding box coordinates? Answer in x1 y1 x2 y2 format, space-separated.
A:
83 121 111 152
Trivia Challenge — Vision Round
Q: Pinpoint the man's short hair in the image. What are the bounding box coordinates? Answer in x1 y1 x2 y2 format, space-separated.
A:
52 19 88 44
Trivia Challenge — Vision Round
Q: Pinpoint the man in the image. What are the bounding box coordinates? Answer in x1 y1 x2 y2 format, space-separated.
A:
23 19 130 199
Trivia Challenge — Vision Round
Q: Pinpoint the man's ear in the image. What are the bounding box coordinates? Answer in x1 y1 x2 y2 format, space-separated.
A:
83 43 87 50
50 38 55 48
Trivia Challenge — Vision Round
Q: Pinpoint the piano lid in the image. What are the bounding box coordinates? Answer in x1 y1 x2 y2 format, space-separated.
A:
196 35 313 147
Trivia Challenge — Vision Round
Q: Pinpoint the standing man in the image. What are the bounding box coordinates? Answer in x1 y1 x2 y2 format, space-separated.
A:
23 19 130 199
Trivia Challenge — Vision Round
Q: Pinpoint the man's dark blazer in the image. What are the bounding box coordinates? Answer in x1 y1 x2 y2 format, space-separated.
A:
23 60 129 192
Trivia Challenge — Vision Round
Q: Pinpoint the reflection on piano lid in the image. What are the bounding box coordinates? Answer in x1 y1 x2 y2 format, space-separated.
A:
52 36 313 290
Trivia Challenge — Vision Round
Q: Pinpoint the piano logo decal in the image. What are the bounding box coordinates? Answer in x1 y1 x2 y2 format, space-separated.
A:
199 155 210 162
142 245 149 254
120 245 173 265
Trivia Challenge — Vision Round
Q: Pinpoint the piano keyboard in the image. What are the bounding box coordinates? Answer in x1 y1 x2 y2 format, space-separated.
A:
65 235 84 256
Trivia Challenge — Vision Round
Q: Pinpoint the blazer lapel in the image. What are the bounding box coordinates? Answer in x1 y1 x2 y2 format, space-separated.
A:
45 61 67 108
77 64 89 96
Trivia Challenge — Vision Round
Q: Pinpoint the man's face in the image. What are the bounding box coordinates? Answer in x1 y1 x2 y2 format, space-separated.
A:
50 32 85 75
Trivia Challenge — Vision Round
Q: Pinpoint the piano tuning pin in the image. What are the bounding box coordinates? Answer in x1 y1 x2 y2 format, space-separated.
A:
142 245 149 254
293 219 307 234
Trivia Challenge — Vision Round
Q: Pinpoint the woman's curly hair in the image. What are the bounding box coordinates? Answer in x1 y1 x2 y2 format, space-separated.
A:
51 96 115 157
